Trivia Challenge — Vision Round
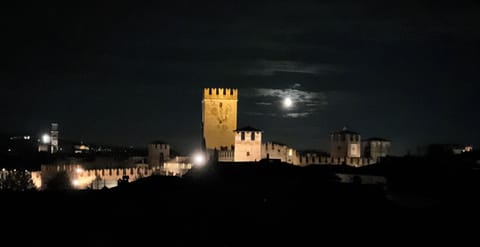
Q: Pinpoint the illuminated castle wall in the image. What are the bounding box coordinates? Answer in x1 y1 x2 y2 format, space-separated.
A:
30 154 193 190
261 142 301 165
202 88 238 150
39 164 154 190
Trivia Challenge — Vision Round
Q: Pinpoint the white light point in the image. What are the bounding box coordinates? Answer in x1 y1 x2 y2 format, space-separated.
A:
42 134 51 144
193 153 206 166
283 97 293 108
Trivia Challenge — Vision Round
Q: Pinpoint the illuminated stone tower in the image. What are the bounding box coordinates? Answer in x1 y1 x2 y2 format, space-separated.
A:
202 88 238 151
50 123 59 154
234 126 262 162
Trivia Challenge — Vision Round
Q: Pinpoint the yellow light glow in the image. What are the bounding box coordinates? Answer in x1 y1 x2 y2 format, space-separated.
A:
79 145 89 150
72 179 80 187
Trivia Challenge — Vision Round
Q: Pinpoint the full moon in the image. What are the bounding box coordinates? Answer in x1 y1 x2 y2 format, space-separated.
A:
283 97 293 108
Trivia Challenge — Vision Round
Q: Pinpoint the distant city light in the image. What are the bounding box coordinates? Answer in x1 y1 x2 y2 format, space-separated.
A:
42 134 51 144
193 153 206 166
283 97 293 108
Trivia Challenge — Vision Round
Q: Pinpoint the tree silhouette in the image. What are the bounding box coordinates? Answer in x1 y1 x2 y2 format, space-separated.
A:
0 170 36 191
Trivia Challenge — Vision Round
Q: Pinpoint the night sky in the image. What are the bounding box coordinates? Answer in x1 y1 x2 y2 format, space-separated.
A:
2 1 479 155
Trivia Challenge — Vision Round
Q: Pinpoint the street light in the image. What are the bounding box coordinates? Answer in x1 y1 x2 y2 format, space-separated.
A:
72 179 80 187
193 152 206 166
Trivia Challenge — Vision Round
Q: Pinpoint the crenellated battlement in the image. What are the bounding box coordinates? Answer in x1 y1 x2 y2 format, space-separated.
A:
203 88 238 100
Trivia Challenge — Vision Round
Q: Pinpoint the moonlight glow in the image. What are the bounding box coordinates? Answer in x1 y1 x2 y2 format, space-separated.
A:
283 97 293 108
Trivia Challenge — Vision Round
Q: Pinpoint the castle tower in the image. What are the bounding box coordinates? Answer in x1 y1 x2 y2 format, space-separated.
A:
362 138 391 161
202 88 238 151
50 123 59 154
330 126 361 158
148 141 170 167
234 126 262 162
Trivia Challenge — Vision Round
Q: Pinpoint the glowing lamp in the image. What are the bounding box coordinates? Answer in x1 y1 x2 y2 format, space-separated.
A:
193 153 206 166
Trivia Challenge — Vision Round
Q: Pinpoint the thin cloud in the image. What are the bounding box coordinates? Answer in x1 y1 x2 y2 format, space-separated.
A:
245 60 339 76
245 112 277 117
255 88 326 106
284 112 310 118
247 84 328 118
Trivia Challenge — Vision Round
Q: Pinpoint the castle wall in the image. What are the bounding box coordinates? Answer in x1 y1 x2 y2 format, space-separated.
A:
261 142 301 165
40 164 153 190
298 156 376 167
218 149 234 162
162 162 192 177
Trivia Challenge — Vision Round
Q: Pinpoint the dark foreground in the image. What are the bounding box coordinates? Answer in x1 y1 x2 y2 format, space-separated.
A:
2 163 479 246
